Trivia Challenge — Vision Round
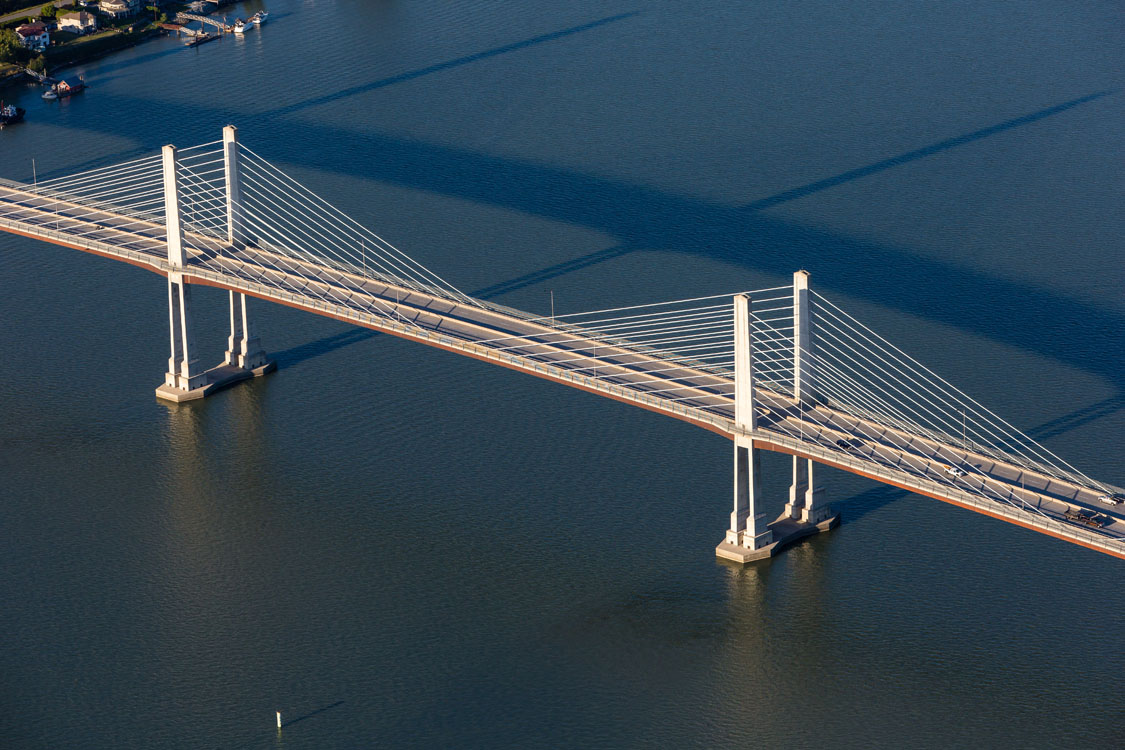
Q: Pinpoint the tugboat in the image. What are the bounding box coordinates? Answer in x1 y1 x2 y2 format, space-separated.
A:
0 101 25 128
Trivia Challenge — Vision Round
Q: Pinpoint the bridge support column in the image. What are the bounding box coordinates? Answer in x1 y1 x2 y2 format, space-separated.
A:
164 273 206 391
784 456 835 526
784 455 809 520
224 291 271 370
799 460 834 525
721 435 774 553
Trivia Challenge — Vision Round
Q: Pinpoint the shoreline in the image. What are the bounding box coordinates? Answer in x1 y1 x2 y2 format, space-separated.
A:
1 0 240 91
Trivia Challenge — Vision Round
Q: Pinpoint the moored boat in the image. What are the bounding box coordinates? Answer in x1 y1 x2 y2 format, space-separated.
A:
233 18 250 33
0 102 25 127
185 32 219 47
250 10 268 25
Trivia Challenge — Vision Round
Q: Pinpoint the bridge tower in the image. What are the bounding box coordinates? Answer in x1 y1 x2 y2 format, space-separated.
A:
784 269 835 527
718 293 774 557
716 275 839 564
158 144 207 397
154 128 275 403
221 125 270 373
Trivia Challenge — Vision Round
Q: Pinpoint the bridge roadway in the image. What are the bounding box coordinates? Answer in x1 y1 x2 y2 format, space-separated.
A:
1 181 1122 559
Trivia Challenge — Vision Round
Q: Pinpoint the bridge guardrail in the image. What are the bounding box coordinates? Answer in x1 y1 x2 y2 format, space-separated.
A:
753 428 1125 554
161 266 1125 554
6 213 1119 555
0 215 167 272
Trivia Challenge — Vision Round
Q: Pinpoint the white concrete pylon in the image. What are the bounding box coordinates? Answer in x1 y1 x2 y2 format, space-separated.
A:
801 458 830 524
724 293 772 550
794 269 815 406
236 291 269 370
785 454 809 520
161 146 205 391
162 145 186 268
223 124 244 248
222 125 269 371
733 293 756 432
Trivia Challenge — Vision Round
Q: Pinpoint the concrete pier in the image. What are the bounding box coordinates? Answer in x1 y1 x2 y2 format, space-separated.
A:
156 360 275 402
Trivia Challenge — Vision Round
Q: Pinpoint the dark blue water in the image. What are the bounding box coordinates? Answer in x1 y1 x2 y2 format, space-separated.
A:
1 1 1123 747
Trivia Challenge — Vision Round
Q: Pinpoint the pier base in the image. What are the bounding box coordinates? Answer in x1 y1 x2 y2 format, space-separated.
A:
155 360 275 403
715 510 839 563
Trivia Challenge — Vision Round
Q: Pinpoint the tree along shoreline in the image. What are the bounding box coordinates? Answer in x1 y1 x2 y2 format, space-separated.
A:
1 0 240 90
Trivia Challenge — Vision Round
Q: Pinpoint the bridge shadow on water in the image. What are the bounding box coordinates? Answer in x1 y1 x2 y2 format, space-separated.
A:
42 16 1124 415
257 12 639 122
838 484 910 525
271 327 379 368
1024 396 1125 443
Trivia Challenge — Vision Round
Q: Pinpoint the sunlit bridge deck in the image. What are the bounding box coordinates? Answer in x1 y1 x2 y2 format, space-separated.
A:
1 128 1121 562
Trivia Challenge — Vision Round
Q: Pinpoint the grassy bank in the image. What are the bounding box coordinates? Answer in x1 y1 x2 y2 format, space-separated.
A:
45 25 160 71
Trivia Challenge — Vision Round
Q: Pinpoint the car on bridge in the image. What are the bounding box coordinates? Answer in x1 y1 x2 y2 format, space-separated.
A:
835 438 862 451
1065 508 1106 528
943 465 966 478
1097 493 1124 506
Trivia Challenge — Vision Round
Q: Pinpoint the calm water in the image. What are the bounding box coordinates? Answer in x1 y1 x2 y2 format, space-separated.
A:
1 1 1123 747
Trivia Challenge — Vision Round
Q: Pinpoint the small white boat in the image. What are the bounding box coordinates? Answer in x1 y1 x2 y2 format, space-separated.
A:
233 19 250 33
251 10 268 25
41 89 57 100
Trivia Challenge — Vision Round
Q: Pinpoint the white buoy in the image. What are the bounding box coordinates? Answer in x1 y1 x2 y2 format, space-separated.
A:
276 711 282 729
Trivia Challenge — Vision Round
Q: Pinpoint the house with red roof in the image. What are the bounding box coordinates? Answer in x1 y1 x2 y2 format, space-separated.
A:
15 22 50 52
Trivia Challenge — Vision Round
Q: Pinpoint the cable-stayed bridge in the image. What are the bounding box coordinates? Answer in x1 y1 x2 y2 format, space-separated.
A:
1 127 1121 562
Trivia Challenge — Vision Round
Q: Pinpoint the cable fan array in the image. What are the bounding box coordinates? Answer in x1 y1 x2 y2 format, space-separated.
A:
10 140 1110 518
161 143 474 329
8 144 218 256
465 289 793 416
787 292 1111 511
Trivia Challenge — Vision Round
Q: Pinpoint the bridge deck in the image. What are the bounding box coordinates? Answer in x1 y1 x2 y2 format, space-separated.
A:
1 182 1121 559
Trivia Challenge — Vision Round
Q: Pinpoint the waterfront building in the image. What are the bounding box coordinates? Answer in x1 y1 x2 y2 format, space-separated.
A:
15 22 49 51
57 11 98 34
100 0 141 17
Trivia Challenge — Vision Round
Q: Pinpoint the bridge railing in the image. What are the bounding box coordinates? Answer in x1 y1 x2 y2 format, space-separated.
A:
176 261 741 427
751 426 1125 555
0 211 166 268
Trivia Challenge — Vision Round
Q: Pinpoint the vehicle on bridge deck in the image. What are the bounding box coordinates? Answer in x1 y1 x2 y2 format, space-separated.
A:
1065 508 1106 528
943 465 966 478
1098 493 1124 506
835 438 863 451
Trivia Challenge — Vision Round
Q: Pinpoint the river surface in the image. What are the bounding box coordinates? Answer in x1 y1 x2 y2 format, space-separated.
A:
1 1 1123 747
